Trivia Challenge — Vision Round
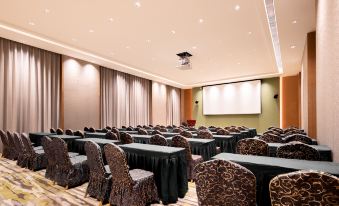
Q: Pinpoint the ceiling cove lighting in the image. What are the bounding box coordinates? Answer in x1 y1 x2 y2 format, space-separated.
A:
0 23 184 88
264 0 283 74
198 19 204 23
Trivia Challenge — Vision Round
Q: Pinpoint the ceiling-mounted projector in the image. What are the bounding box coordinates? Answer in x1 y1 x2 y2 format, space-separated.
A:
176 52 192 70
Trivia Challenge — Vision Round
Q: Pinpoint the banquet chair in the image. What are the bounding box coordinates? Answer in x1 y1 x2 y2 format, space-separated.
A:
173 128 183 133
236 138 268 156
121 126 127 129
56 128 64 135
89 127 96 133
188 127 197 132
0 130 11 159
101 128 109 133
126 126 134 131
259 133 283 143
42 136 79 180
148 124 154 127
194 159 256 206
159 128 168 132
277 142 320 161
151 130 163 135
237 126 246 131
84 141 112 204
172 135 203 180
104 143 159 206
153 126 161 131
65 129 74 136
284 134 312 144
74 130 84 138
6 131 18 160
166 125 173 129
284 130 307 137
105 126 112 130
197 130 213 139
21 133 47 171
138 128 148 135
13 132 28 167
120 132 134 144
181 122 188 127
50 128 56 133
149 134 167 146
180 130 193 138
105 132 118 140
53 137 89 188
111 128 120 140
216 128 230 135
198 126 207 130
269 170 339 205
263 130 281 136
84 127 90 132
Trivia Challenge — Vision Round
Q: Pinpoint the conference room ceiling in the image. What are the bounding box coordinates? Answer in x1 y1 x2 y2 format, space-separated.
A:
0 0 315 88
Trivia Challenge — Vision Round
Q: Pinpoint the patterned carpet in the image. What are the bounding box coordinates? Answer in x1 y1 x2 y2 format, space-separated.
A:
0 157 198 206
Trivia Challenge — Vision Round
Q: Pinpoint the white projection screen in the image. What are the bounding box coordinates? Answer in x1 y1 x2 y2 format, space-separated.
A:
203 80 261 115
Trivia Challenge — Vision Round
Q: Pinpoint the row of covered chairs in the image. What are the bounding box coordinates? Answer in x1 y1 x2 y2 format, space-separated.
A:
50 128 85 137
235 138 320 161
194 159 339 205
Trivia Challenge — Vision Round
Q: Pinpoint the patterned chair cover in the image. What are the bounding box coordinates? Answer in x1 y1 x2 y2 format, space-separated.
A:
166 125 173 129
236 138 268 156
121 126 127 129
0 130 11 159
194 159 256 206
6 131 18 160
283 127 299 133
148 124 153 127
284 134 312 144
198 126 207 130
181 122 188 127
105 132 118 140
277 142 320 161
74 130 84 138
138 128 148 135
153 126 161 131
136 125 142 128
50 128 56 133
111 128 120 140
149 134 167 146
120 132 134 144
56 128 64 135
65 129 74 136
172 135 203 180
84 127 90 132
13 132 28 167
263 130 281 136
159 128 168 132
173 128 184 133
269 170 339 205
268 127 284 134
52 137 89 188
180 131 193 138
151 130 163 135
21 133 47 171
237 126 246 131
85 141 112 203
41 136 57 180
197 130 213 139
188 127 197 132
104 143 159 206
105 126 112 130
126 126 134 131
259 133 283 143
228 127 241 133
216 129 230 135
284 130 306 137
208 126 216 129
89 127 95 133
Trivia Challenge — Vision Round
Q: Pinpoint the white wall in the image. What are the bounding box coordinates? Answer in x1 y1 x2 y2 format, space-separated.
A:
62 56 100 130
316 0 339 162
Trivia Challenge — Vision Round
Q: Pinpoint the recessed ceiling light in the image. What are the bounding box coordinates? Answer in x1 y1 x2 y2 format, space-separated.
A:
44 9 50 14
292 20 297 24
71 38 77 42
146 39 151 43
192 46 197 49
198 19 204 23
171 30 176 34
126 46 130 49
290 45 296 49
28 22 35 26
135 1 141 7
248 31 252 35
237 62 241 65
89 29 94 33
235 5 240 11
108 18 114 22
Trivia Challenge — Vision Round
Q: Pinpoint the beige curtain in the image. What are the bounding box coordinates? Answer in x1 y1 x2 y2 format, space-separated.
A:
166 86 181 126
0 38 60 133
100 67 151 127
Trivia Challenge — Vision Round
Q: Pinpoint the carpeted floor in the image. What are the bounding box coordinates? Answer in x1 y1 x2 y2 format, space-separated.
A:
0 158 198 206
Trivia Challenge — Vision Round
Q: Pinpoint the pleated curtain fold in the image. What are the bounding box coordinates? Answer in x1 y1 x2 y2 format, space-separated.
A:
0 38 61 133
100 67 151 128
166 86 181 126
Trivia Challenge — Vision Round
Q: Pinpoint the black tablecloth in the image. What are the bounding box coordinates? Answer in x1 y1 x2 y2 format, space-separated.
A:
73 138 120 155
248 128 257 137
267 143 333 161
167 137 217 161
213 153 339 206
85 132 106 139
29 132 56 146
119 143 188 204
49 135 82 150
192 134 236 153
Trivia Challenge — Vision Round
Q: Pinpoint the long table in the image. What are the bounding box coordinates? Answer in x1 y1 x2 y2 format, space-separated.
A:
119 143 188 204
29 132 55 146
212 153 339 206
267 143 333 161
73 138 120 155
49 135 82 150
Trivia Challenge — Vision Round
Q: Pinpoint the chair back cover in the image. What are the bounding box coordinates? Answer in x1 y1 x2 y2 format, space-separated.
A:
50 128 56 133
85 141 107 176
259 133 283 143
216 129 230 135
197 130 213 139
52 137 72 169
65 129 74 136
138 128 148 135
172 135 193 161
180 131 193 138
284 134 312 144
105 131 118 140
277 142 320 161
56 128 64 135
149 134 167 146
120 132 134 144
236 138 268 156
